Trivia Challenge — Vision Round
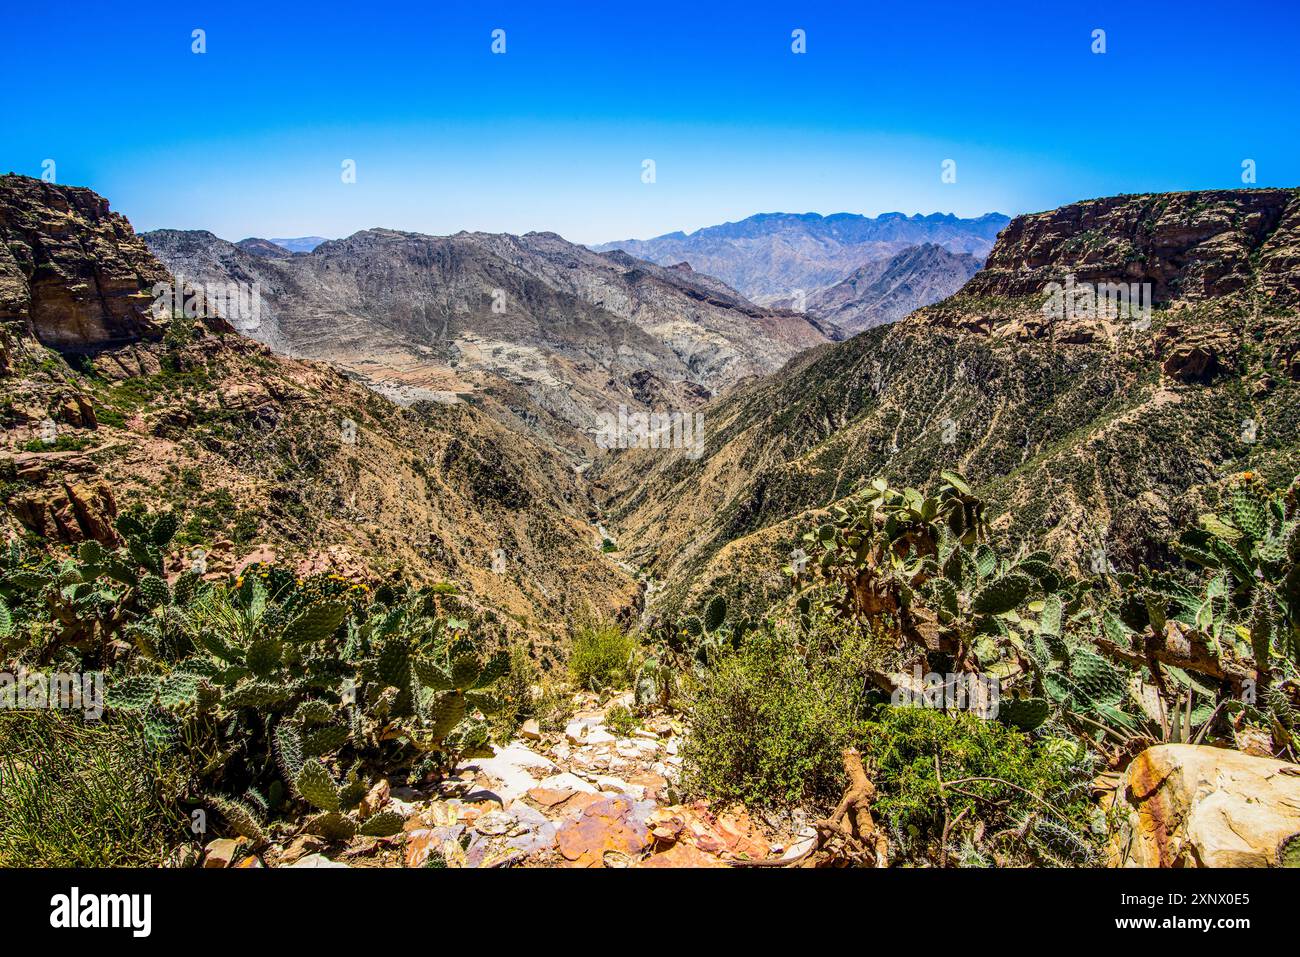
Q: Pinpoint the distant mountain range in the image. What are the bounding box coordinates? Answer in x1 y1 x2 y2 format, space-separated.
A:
144 213 1007 454
593 210 1009 303
239 235 330 254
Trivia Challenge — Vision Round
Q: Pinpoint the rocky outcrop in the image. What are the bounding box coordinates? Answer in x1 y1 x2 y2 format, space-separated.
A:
0 174 168 351
1109 745 1300 867
962 188 1300 307
8 477 120 546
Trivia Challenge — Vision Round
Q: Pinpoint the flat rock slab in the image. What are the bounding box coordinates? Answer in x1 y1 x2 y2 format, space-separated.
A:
535 771 598 794
556 795 655 867
466 743 558 802
639 843 727 868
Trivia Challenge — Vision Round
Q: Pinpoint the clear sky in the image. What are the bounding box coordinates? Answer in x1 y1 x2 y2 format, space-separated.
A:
3 1 1296 245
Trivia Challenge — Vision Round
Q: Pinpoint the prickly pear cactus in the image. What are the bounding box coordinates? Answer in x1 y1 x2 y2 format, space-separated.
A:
999 696 1050 732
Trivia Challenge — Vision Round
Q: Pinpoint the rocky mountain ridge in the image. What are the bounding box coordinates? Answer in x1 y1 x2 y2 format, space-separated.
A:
143 225 833 452
771 242 983 334
0 178 170 353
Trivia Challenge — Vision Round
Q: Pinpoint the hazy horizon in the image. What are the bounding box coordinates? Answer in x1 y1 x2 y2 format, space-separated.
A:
136 207 1010 249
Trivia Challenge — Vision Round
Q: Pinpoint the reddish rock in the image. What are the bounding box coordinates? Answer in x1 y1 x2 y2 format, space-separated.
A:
6 480 118 546
555 796 652 868
526 787 578 809
640 843 727 868
645 802 771 861
57 393 97 428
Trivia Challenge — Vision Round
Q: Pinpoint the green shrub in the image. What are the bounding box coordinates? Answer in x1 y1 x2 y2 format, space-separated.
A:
605 703 636 737
19 434 93 453
567 621 636 691
535 682 576 733
0 712 191 867
95 407 126 428
494 644 539 736
680 617 872 808
860 705 1101 866
679 606 1101 865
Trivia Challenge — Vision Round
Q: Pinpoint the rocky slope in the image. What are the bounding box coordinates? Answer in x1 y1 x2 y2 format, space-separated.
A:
594 188 1300 619
0 174 637 641
595 211 1009 303
143 227 833 453
771 243 983 334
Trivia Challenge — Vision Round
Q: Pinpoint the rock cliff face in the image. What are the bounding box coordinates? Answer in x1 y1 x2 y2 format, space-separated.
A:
967 189 1300 305
594 189 1300 620
0 175 168 352
142 226 833 451
0 176 637 641
595 211 1009 303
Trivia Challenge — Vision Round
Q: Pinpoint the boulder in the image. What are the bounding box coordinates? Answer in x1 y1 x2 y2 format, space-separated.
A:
1109 744 1300 867
555 795 654 868
1162 342 1221 383
6 480 118 546
202 837 247 868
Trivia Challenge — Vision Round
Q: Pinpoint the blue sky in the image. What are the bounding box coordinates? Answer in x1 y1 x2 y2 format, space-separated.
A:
3 1 1296 244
